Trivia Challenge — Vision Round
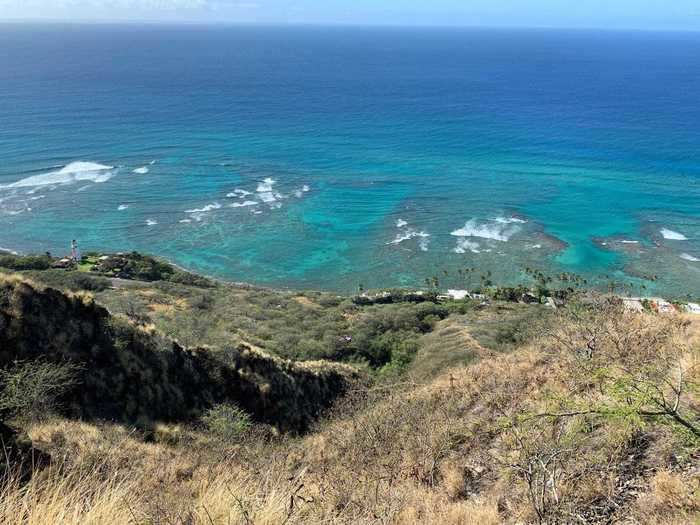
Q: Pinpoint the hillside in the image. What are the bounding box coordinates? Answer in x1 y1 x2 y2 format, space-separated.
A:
0 256 698 524
0 274 361 432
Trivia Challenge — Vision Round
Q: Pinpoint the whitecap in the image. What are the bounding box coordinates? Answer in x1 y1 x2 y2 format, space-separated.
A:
451 218 521 242
396 219 408 228
133 166 149 175
0 247 19 255
149 160 157 165
185 203 222 214
293 190 303 198
1 161 114 189
301 185 310 192
661 228 688 241
146 219 158 226
258 192 277 203
270 202 283 209
29 195 46 201
256 178 276 193
179 219 192 223
227 189 252 198
388 229 430 245
621 240 639 244
680 253 700 262
453 239 481 254
493 216 527 224
117 204 129 211
185 202 222 222
419 238 430 252
230 200 258 208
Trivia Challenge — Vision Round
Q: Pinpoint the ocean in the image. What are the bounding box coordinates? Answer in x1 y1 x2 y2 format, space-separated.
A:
1 24 699 295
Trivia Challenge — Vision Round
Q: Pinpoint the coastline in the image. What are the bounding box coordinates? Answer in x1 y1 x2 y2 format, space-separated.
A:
2 246 699 308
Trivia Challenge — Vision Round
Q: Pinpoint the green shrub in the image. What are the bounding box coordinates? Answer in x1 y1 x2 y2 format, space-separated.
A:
0 254 52 271
201 403 252 442
0 360 81 422
169 270 215 288
21 269 111 292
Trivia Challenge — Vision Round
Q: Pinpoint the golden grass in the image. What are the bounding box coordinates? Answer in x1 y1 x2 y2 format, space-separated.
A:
1 304 698 524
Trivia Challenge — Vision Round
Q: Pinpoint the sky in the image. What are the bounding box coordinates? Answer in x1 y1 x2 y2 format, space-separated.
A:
1 0 700 31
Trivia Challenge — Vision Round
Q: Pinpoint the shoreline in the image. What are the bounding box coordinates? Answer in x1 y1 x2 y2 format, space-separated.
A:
2 246 699 308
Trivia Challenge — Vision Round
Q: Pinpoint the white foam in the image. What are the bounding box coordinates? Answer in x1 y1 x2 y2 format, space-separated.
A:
29 195 46 201
132 166 149 175
680 253 700 262
293 190 304 198
453 239 481 254
493 216 527 224
258 192 276 203
419 237 430 252
227 189 252 198
0 247 19 255
396 219 408 228
2 161 114 189
117 204 129 211
149 160 157 165
270 202 283 209
179 219 192 223
185 202 222 222
256 178 276 193
146 219 158 226
185 203 222 214
661 228 688 240
301 185 310 192
621 240 639 244
230 200 258 208
388 229 430 245
451 218 521 242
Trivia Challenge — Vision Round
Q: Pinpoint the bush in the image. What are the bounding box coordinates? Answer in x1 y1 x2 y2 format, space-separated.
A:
0 360 81 422
19 269 110 292
201 403 252 442
0 254 52 271
169 270 215 288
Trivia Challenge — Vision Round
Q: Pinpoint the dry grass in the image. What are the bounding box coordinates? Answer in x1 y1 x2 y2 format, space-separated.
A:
1 303 699 524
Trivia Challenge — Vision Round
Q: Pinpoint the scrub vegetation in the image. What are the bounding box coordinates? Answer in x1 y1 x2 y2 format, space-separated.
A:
0 256 698 524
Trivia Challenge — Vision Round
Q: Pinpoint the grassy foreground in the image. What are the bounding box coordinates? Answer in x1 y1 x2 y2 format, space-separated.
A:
0 254 698 524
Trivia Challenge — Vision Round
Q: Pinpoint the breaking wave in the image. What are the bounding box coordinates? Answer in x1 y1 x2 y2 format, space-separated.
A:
230 200 258 208
1 161 115 189
256 178 276 193
388 229 430 246
661 228 687 241
451 217 523 242
453 239 481 254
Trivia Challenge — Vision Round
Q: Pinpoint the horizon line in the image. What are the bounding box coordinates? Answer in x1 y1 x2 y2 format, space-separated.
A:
1 19 700 34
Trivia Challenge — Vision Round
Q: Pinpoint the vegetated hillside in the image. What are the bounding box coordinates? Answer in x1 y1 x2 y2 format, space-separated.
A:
1 296 697 524
0 275 361 432
0 258 698 524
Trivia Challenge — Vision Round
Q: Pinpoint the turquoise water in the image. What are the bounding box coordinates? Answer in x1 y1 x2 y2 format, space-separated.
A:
1 25 699 295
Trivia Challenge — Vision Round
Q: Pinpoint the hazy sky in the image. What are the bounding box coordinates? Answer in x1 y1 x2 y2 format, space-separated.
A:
2 0 700 30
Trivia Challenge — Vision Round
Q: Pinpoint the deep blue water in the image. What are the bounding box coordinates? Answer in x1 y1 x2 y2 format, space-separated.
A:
1 24 699 295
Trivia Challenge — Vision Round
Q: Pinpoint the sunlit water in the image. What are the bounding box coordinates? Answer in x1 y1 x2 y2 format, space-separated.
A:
1 25 699 295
